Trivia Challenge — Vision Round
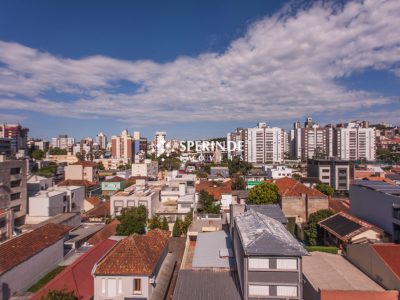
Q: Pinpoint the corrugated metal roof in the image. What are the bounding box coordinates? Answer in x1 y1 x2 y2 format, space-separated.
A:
235 209 307 256
246 204 288 224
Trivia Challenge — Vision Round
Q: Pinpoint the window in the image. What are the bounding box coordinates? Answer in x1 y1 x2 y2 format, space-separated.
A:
0 218 6 228
134 278 141 294
107 279 117 297
277 285 298 297
10 167 20 175
10 180 21 188
248 258 269 270
12 205 21 212
11 193 21 201
249 285 269 297
276 259 297 270
127 200 135 207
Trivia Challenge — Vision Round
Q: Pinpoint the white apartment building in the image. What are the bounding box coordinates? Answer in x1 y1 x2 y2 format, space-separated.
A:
51 135 75 150
244 123 284 164
334 123 376 161
28 185 85 219
96 132 108 150
264 165 293 179
131 159 158 179
154 131 167 157
110 180 162 218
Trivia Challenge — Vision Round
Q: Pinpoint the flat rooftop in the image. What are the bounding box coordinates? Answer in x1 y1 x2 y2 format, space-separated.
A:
192 231 235 269
303 252 384 291
353 180 400 196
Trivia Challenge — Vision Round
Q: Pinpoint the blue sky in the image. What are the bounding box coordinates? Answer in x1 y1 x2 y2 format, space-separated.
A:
0 0 399 141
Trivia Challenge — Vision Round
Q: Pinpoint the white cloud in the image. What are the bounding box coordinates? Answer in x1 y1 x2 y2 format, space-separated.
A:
0 0 400 126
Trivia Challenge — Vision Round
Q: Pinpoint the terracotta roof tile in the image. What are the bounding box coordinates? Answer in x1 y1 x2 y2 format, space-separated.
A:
0 223 71 275
195 180 232 200
94 229 170 276
84 201 110 218
32 239 118 300
274 177 326 197
87 219 120 246
328 198 350 213
104 176 126 182
85 196 101 206
58 179 97 187
371 243 400 279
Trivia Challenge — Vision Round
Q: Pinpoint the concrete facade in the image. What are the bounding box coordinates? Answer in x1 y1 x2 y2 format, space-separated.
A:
64 163 98 183
0 159 27 224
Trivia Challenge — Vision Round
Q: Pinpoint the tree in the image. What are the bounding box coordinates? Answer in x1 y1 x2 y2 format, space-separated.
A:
232 176 246 190
228 156 252 175
247 182 278 204
49 147 67 155
36 162 58 178
292 173 301 181
116 206 148 235
32 149 44 160
315 183 334 196
158 153 181 171
197 190 221 214
75 150 86 161
172 218 182 237
304 209 334 246
161 217 169 230
98 162 105 170
148 215 162 230
40 289 77 300
180 209 193 235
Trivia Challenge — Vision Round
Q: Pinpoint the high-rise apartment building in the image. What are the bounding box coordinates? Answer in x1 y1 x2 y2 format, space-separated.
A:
333 122 376 161
0 123 29 153
244 123 285 164
111 130 134 161
51 134 75 150
291 117 332 161
154 131 167 157
96 132 108 149
227 128 245 159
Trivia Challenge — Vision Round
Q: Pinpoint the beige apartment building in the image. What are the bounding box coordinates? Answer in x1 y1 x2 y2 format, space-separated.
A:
64 161 99 183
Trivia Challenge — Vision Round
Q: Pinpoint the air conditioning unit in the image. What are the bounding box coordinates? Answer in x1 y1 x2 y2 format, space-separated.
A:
149 276 156 284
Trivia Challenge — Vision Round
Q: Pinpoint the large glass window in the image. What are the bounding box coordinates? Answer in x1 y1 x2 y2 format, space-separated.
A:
248 258 269 270
276 258 297 270
277 285 298 297
249 285 269 297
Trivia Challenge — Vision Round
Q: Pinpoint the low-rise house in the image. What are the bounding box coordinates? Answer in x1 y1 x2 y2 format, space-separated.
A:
27 175 53 197
84 201 110 222
101 176 127 196
349 180 400 243
32 238 118 300
58 179 99 197
302 251 398 300
92 229 170 300
275 177 328 223
233 209 308 300
347 243 400 290
319 212 384 251
131 159 158 180
195 180 232 210
0 223 71 299
64 161 99 183
110 182 161 218
264 165 293 179
0 209 13 243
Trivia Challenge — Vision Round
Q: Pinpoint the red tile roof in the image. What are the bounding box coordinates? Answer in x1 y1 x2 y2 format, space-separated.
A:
58 179 97 187
84 201 110 218
371 244 400 279
0 223 71 275
104 176 126 182
85 196 101 206
71 161 98 167
320 290 399 300
32 239 118 300
329 198 350 213
86 219 120 246
195 180 232 200
94 229 170 276
274 177 326 197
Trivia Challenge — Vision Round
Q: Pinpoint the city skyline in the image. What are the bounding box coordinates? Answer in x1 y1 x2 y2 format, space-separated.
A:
0 0 400 140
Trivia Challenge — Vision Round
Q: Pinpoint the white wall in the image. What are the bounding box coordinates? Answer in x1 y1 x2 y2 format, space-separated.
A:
0 239 64 300
94 275 150 300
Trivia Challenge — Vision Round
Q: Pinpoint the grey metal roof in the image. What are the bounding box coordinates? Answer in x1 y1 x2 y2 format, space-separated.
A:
354 180 400 196
192 231 235 269
173 270 241 300
235 209 308 256
246 204 288 224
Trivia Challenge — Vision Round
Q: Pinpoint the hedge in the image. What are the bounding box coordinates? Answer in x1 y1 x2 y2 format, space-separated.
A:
305 246 338 254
